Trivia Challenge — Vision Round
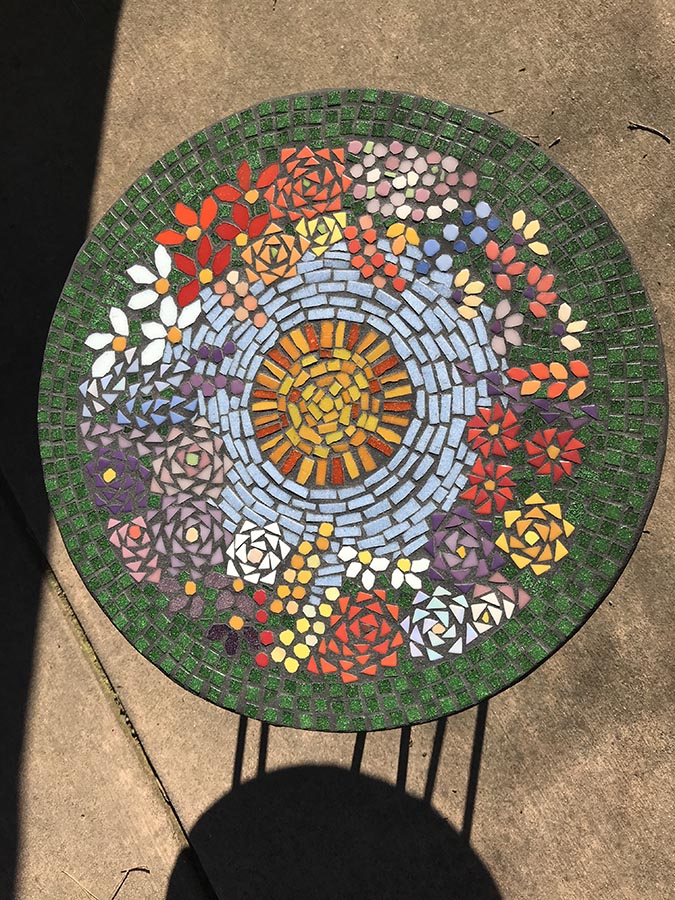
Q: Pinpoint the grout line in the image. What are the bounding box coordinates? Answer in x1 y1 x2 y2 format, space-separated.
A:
0 466 220 900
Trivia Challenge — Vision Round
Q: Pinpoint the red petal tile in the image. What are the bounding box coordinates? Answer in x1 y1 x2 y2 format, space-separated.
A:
213 184 242 202
199 196 218 230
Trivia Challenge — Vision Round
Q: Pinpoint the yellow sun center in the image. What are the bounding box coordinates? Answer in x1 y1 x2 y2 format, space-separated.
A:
252 323 412 488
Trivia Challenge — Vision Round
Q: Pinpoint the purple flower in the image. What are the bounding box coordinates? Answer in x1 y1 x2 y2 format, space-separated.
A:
207 621 260 656
424 506 505 591
151 497 232 577
85 448 150 515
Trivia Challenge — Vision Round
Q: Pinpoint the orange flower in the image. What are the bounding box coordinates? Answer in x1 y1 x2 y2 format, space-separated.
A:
485 241 526 290
524 264 557 318
506 360 589 401
265 146 351 221
496 493 575 576
241 223 310 285
307 589 402 683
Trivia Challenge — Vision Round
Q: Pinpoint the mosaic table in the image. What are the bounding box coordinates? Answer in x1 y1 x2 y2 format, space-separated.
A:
39 90 667 732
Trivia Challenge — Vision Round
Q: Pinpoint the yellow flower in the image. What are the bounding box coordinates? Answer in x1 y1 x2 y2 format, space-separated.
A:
496 492 575 575
452 268 485 320
512 209 549 256
295 213 347 257
557 302 588 351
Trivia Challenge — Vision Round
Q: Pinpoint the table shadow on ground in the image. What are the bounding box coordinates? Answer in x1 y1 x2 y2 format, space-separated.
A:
165 764 501 900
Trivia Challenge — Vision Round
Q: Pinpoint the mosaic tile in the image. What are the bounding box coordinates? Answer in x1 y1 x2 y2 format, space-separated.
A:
40 90 667 731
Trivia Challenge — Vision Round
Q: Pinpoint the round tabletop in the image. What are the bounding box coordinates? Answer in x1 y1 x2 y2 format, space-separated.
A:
39 89 667 731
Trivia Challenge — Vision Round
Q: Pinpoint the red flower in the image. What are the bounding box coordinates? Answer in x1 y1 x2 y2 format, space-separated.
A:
155 197 218 247
467 402 521 457
525 428 584 482
214 159 279 204
173 235 232 307
485 241 526 290
460 460 515 515
524 265 557 318
343 214 406 292
307 590 402 683
264 146 352 222
215 202 270 248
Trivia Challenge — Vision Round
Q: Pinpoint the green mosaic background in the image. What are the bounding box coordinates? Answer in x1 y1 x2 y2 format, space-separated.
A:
39 90 667 731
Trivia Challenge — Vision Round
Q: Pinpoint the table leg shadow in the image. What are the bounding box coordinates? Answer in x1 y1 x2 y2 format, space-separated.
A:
167 702 497 899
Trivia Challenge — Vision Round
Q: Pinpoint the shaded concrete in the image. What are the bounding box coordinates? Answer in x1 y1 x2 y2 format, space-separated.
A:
5 0 675 897
165 766 501 899
1 2 123 896
5 500 208 900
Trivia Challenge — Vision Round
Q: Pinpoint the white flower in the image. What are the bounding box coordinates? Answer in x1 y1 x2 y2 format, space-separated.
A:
557 302 587 352
226 520 290 586
127 245 173 309
140 296 201 365
338 546 389 590
391 557 430 591
84 307 129 377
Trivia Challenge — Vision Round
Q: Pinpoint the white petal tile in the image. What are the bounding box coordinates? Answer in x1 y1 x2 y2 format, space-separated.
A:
109 307 129 336
141 322 166 340
91 349 116 378
338 546 357 562
128 289 158 310
85 332 112 350
178 300 202 328
141 339 166 365
126 264 156 284
346 561 361 578
160 295 178 327
154 245 172 278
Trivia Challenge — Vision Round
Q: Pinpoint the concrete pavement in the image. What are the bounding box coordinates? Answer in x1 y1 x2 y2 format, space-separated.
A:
3 0 675 897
